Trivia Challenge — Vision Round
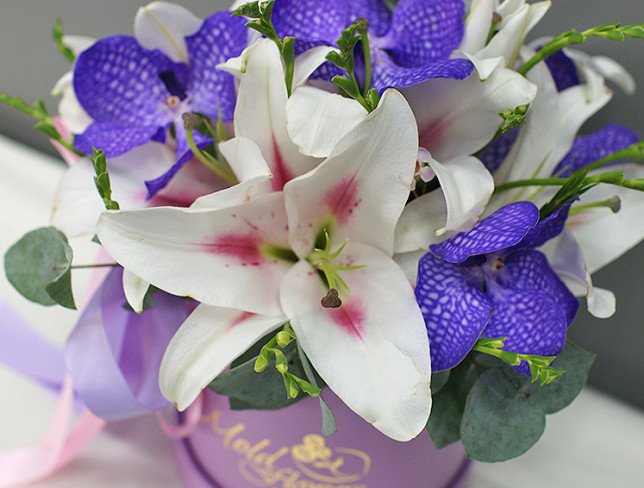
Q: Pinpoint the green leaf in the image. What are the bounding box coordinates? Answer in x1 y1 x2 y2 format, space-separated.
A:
209 341 306 410
34 121 60 139
4 227 76 309
430 370 450 394
529 341 596 413
53 19 76 63
622 24 644 39
319 396 337 436
427 357 487 448
0 93 49 120
461 367 546 462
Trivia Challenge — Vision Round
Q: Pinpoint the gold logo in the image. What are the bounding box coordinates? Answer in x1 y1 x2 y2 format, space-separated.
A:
202 410 371 488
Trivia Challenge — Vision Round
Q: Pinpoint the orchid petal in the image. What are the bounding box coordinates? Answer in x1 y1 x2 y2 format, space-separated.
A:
285 89 418 258
280 242 431 441
271 0 347 43
97 192 292 315
395 189 447 254
479 128 520 174
543 49 581 92
541 230 616 318
566 164 644 274
286 86 368 158
186 11 247 121
431 202 540 264
234 39 320 190
415 252 493 371
409 63 536 161
420 151 495 235
122 270 151 314
191 137 273 209
134 2 202 63
160 304 285 411
384 0 465 67
74 122 164 158
564 49 636 95
497 48 612 186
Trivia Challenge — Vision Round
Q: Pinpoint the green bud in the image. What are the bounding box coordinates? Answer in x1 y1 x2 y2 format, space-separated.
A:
254 354 269 373
276 330 294 348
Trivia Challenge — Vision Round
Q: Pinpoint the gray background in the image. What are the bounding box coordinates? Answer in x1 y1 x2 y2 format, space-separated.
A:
0 1 642 407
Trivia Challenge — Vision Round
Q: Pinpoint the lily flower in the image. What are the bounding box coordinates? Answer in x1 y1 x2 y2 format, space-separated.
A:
71 6 248 196
96 89 431 441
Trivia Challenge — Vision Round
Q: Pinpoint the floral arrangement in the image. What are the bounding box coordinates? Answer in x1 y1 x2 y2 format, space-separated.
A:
1 0 643 479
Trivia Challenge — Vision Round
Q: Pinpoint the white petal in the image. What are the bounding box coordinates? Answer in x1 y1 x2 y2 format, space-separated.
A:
284 89 419 258
566 164 644 275
97 192 293 315
280 242 431 441
233 39 320 190
422 153 494 235
408 63 536 162
395 189 447 254
53 74 93 134
191 137 273 209
122 270 150 314
292 46 336 88
460 0 496 54
541 230 616 318
286 86 368 158
134 2 202 63
463 53 504 81
50 143 175 237
393 250 426 286
62 35 95 56
160 304 285 410
496 47 612 188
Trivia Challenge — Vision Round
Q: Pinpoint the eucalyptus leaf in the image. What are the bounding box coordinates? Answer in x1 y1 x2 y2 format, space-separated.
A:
430 370 451 394
5 227 75 309
461 367 546 462
319 396 337 436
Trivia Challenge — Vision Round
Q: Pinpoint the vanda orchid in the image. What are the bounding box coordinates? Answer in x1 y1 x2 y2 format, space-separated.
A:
1 1 644 481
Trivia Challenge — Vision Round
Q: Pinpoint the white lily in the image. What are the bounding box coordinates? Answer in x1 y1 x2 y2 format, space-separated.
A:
97 89 432 441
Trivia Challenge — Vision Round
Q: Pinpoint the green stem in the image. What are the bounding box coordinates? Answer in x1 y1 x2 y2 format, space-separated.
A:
185 129 238 185
495 172 625 193
360 31 372 96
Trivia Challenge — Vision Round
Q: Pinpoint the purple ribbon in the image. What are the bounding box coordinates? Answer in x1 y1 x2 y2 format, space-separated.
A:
65 268 190 421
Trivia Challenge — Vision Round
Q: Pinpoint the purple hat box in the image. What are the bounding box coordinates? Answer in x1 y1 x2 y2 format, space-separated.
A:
175 391 470 488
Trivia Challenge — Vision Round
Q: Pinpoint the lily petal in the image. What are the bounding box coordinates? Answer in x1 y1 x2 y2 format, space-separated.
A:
420 150 495 235
233 39 320 191
286 86 368 158
122 270 151 314
97 192 292 315
160 304 285 411
285 89 418 258
280 242 431 441
459 0 495 55
134 1 202 63
394 188 447 254
292 46 336 88
191 137 273 209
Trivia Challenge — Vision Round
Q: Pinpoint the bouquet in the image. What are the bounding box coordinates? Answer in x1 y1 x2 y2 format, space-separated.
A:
1 0 642 485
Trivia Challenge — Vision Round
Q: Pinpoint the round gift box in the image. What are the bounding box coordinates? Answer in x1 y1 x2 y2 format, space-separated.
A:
175 392 470 488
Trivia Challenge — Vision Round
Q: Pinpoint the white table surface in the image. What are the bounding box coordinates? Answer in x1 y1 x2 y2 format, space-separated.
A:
0 134 643 488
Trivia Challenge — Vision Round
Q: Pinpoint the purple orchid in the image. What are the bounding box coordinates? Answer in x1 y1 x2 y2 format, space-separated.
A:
415 201 579 373
270 0 473 92
72 12 247 196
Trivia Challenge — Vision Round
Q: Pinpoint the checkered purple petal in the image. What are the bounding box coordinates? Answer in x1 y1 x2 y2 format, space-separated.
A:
554 124 640 177
513 205 570 251
144 125 212 198
349 0 392 37
74 123 165 158
498 250 579 326
372 54 472 92
430 202 540 264
543 49 580 92
479 128 519 174
186 12 247 122
415 252 493 371
272 0 349 42
382 0 465 68
73 35 182 126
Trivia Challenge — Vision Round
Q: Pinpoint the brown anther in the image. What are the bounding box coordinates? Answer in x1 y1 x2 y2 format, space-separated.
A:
182 112 201 131
165 95 180 108
492 12 502 25
321 288 342 309
354 17 370 31
495 257 504 270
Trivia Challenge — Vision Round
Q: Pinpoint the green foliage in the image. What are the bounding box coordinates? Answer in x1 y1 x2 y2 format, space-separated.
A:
90 148 120 210
427 342 594 460
498 104 530 136
520 22 644 76
4 227 75 309
53 19 76 63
